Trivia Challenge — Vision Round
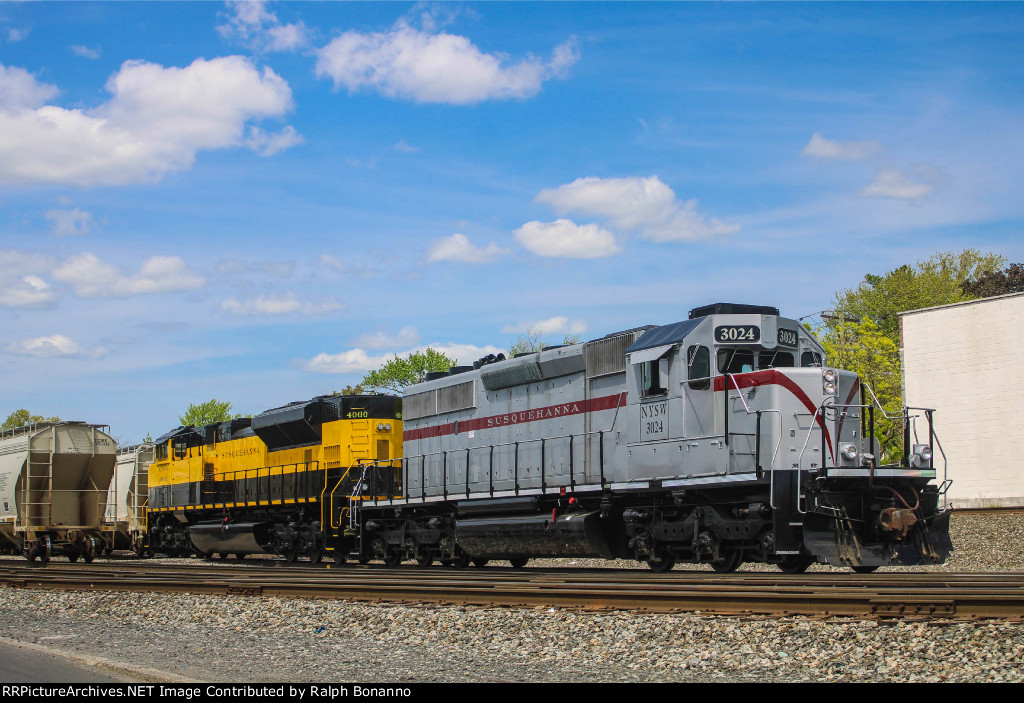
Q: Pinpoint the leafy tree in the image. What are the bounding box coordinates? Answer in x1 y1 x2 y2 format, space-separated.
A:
2 409 61 430
960 262 1024 298
334 384 367 396
509 329 545 357
830 250 1004 340
509 331 582 356
179 399 240 427
361 348 457 393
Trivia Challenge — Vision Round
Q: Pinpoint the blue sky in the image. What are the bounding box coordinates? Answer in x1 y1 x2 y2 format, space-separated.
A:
2 2 1022 442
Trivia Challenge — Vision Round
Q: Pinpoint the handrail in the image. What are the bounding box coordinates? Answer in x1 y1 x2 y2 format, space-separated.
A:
398 429 610 503
726 373 784 474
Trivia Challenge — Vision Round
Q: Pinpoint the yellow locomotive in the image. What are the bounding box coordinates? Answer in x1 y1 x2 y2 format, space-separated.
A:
144 394 402 562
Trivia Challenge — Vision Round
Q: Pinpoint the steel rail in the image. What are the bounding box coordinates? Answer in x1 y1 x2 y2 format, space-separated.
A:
2 563 1024 620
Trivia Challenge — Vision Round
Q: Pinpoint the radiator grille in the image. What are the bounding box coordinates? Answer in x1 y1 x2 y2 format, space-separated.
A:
481 360 543 390
437 380 475 414
404 390 437 420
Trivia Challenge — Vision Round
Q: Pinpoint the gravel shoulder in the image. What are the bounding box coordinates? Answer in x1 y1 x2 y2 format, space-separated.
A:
0 511 1021 683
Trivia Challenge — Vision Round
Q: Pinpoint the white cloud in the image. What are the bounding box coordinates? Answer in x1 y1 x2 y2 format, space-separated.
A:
0 56 298 187
534 176 740 243
0 274 56 308
315 18 579 104
45 208 94 236
52 253 205 298
71 44 102 59
860 169 934 200
0 65 59 110
501 316 587 336
216 0 309 52
220 293 342 316
302 342 506 374
394 139 419 153
801 132 883 161
427 233 509 264
349 326 421 349
6 334 107 359
7 29 29 43
514 219 619 259
0 250 56 307
243 125 303 156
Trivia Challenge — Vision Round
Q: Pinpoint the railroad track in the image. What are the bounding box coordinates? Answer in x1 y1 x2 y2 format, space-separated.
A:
3 562 1024 621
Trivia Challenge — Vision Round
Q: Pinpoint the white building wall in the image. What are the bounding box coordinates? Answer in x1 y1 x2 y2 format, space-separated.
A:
900 292 1024 509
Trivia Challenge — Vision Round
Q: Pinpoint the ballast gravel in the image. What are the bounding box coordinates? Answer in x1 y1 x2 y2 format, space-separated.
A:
0 511 1022 684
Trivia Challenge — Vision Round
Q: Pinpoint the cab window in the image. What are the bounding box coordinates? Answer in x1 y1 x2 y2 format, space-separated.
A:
687 345 710 390
640 358 667 397
801 351 823 367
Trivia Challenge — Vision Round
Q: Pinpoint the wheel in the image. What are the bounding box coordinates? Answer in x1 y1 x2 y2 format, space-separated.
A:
415 552 433 568
471 557 489 568
282 549 298 563
777 556 813 574
851 565 879 574
357 553 371 565
38 536 51 564
508 557 529 569
646 550 675 572
332 550 348 565
68 551 79 563
308 547 324 564
218 552 229 561
83 536 98 564
452 550 471 569
234 553 246 560
383 549 402 567
711 550 742 573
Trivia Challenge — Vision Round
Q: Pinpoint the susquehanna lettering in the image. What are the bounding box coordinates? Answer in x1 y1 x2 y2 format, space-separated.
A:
486 403 581 428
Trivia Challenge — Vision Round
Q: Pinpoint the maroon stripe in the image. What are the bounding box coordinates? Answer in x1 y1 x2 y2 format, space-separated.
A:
403 392 627 442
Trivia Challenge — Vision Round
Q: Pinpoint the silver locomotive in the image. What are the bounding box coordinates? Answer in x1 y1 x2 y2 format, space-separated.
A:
360 303 952 572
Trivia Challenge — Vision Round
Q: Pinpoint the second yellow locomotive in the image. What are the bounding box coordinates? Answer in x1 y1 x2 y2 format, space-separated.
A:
145 394 402 562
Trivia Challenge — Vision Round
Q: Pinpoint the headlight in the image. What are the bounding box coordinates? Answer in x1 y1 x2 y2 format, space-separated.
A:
822 369 838 395
841 443 858 461
910 444 932 468
377 423 385 431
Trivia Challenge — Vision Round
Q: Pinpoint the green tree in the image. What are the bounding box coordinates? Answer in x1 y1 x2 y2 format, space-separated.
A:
179 399 240 427
334 384 367 396
960 262 1024 299
831 250 1004 340
361 348 457 393
509 331 582 356
2 409 61 430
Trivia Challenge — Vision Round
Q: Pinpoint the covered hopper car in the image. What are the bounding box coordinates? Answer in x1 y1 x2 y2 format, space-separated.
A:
0 421 117 562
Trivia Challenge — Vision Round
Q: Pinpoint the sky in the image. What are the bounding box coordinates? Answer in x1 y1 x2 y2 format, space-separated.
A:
1 2 1022 443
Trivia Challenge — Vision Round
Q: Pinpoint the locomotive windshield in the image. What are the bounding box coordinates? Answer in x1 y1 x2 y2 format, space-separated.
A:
717 348 795 374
